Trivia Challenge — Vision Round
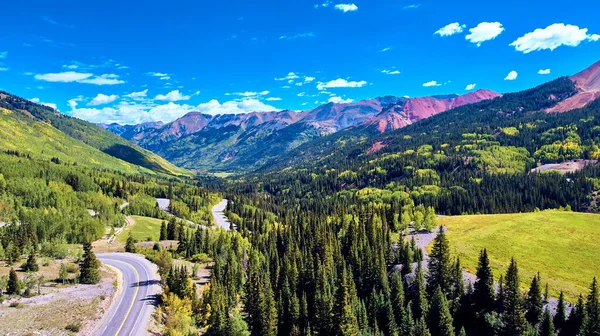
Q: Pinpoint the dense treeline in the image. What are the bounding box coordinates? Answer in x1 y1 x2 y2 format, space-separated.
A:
170 190 600 336
241 78 600 216
0 151 219 267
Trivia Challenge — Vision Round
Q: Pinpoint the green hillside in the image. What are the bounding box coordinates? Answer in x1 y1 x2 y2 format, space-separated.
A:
0 107 163 175
0 91 188 176
439 210 600 300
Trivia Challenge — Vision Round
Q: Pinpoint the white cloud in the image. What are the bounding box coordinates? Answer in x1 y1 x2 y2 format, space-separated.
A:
295 82 304 86
510 23 600 53
125 89 148 99
329 96 354 104
34 71 124 85
155 90 191 102
232 90 270 97
465 83 477 90
304 76 315 83
89 93 118 106
275 72 300 81
381 69 401 75
68 97 83 110
266 97 282 101
504 70 518 81
196 99 278 115
423 80 441 87
298 92 306 97
279 33 315 40
314 1 332 8
466 22 505 46
435 22 466 37
159 76 170 80
334 4 358 12
0 51 7 59
317 78 368 90
147 72 168 77
62 64 78 69
538 69 551 75
29 97 58 110
403 4 419 10
0 67 8 72
34 71 93 82
78 74 125 85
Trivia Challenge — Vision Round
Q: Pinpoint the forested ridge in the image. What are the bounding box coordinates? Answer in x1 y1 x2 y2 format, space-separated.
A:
0 91 187 175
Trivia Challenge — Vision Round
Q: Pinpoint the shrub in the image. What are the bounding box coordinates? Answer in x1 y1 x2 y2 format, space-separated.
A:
9 302 23 308
65 322 81 332
66 263 79 274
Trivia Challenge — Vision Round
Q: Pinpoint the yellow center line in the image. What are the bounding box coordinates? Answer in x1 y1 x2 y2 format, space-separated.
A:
108 259 140 336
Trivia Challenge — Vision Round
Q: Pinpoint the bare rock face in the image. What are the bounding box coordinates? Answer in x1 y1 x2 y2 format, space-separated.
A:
364 89 501 133
547 60 600 113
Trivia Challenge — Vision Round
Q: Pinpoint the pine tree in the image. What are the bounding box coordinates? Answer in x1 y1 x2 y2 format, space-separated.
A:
7 268 19 295
167 217 176 240
565 295 585 336
415 316 432 336
79 241 101 284
428 286 456 336
24 250 39 272
525 275 543 325
413 261 429 320
502 258 526 336
539 308 556 336
473 249 495 312
427 227 452 296
565 295 585 335
160 221 167 241
449 257 465 311
333 267 360 336
390 272 407 329
581 278 600 336
400 304 415 336
458 327 466 336
125 233 136 253
554 291 567 331
227 309 251 336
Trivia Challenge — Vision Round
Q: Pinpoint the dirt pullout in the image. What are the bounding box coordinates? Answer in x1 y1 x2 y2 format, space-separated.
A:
0 266 117 335
531 160 597 174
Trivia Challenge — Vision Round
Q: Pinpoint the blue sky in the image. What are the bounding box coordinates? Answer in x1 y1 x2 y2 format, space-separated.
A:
1 0 599 124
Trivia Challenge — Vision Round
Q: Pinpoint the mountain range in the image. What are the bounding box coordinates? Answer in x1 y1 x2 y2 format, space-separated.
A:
2 60 600 177
99 89 501 171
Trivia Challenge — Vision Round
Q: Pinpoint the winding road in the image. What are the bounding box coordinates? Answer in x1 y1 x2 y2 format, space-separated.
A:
211 199 232 230
97 253 161 336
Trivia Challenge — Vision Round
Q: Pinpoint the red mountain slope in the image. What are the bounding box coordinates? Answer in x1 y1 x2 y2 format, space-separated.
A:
547 60 600 113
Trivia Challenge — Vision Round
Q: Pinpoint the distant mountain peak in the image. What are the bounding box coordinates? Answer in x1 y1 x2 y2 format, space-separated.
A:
363 89 501 133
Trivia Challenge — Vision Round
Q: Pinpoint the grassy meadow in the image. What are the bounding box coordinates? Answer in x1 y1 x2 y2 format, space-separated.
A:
438 210 600 301
118 216 164 243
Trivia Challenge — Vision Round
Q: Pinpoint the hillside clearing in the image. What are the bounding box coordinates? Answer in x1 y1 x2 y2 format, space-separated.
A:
117 215 164 243
438 210 600 301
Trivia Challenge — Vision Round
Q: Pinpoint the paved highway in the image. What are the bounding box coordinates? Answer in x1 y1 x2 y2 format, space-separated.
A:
97 253 161 336
211 199 232 230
